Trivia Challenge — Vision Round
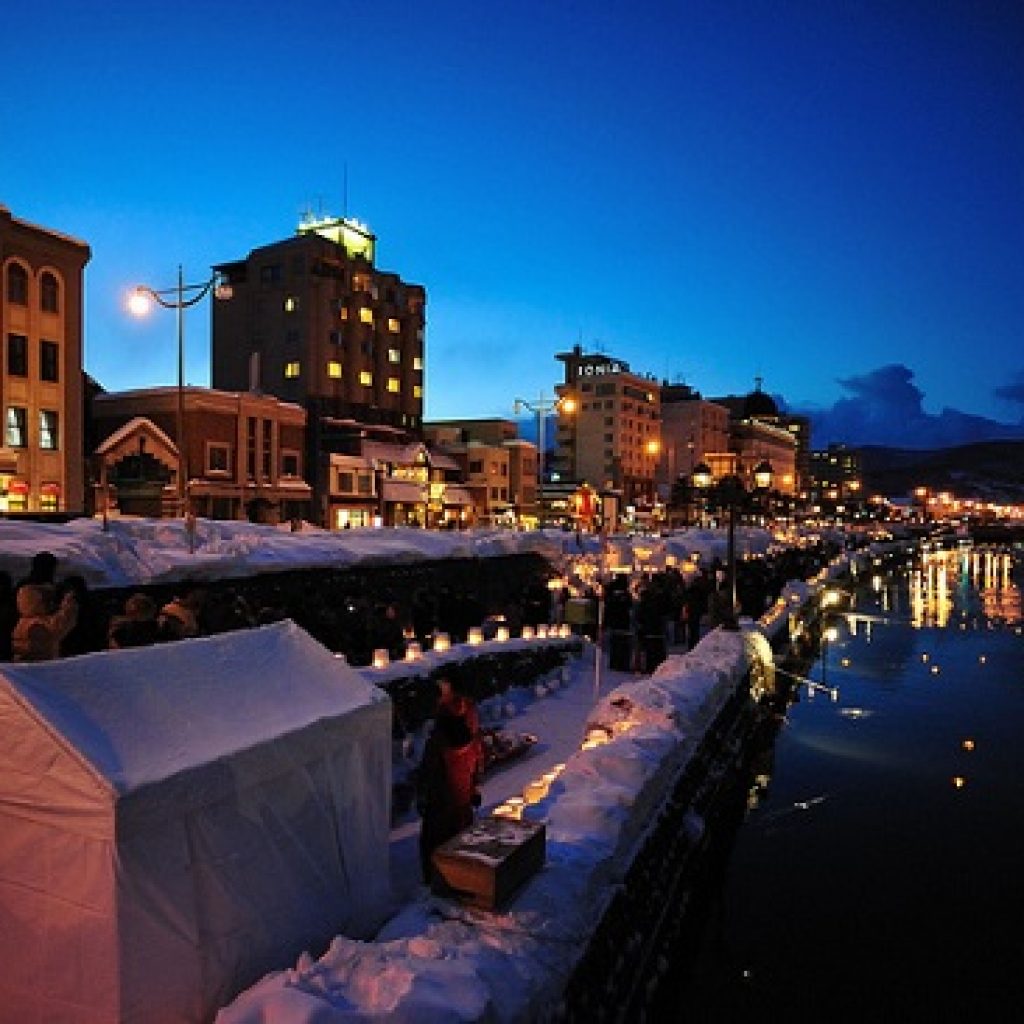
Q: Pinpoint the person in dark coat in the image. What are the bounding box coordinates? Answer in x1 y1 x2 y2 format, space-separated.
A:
416 709 482 884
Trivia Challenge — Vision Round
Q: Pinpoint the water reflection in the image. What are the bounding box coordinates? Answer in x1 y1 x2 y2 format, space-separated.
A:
908 547 1021 628
672 542 1024 1019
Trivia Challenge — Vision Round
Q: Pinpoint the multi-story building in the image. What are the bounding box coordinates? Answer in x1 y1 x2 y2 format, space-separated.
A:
91 387 311 521
710 383 799 497
1 205 90 514
658 382 731 488
423 419 538 523
808 443 864 518
211 215 426 522
553 345 661 508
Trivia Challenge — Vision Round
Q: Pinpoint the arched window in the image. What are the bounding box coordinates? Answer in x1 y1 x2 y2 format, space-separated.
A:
40 271 60 313
6 263 28 305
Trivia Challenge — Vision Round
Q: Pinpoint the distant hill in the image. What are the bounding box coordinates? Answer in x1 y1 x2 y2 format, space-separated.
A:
859 440 1024 502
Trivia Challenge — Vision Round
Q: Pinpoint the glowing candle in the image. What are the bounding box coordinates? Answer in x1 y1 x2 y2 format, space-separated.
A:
404 641 422 661
467 626 484 645
433 632 450 653
372 648 389 669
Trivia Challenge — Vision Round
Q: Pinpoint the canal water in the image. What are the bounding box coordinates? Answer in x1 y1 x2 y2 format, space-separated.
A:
676 544 1024 1020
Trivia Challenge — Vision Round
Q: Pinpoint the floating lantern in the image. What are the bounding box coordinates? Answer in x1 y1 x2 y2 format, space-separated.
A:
536 624 549 639
521 625 535 640
372 648 390 669
467 626 484 645
559 623 572 638
433 632 451 653
962 739 975 752
496 625 510 642
404 641 423 661
952 776 966 789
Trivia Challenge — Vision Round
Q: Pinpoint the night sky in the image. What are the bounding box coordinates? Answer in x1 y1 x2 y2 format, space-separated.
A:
4 0 1023 447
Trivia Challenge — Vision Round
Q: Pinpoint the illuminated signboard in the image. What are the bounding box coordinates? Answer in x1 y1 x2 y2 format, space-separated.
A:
297 215 376 263
576 359 626 378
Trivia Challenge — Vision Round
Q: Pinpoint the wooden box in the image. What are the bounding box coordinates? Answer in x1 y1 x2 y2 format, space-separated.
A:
432 816 546 909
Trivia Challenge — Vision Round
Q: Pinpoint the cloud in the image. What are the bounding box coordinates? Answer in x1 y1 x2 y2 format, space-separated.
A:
787 364 1024 449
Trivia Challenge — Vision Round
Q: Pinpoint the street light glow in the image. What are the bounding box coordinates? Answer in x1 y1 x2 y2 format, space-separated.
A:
127 290 151 317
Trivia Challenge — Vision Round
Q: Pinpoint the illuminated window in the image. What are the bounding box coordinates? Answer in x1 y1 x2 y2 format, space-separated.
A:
6 406 27 447
40 272 60 313
340 306 349 320
328 360 342 379
387 377 400 393
359 371 373 387
388 318 401 333
413 384 423 399
413 356 423 371
359 307 373 325
388 348 400 364
6 264 28 305
284 361 300 378
284 296 298 313
39 410 59 450
39 490 58 512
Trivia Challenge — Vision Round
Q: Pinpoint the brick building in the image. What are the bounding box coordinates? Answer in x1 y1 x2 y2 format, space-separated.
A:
92 387 311 521
1 205 90 514
211 215 425 523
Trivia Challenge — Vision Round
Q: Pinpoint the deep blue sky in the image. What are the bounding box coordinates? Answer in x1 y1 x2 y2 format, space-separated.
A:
4 1 1023 445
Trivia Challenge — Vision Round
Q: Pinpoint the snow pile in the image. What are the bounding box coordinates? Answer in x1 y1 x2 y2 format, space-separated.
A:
217 629 759 1024
0 518 813 591
0 518 569 589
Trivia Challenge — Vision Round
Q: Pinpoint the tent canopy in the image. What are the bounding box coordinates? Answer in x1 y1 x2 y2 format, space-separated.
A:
0 621 393 1024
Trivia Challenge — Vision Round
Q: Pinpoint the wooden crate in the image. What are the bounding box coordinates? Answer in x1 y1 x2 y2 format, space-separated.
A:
432 816 546 909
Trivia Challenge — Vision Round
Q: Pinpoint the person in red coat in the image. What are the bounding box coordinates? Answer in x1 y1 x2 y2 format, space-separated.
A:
417 705 483 884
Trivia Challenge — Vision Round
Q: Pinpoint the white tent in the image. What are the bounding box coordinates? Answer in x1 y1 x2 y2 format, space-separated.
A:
0 620 392 1024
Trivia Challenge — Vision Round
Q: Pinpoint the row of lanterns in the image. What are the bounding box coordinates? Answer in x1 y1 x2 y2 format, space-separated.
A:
371 622 576 669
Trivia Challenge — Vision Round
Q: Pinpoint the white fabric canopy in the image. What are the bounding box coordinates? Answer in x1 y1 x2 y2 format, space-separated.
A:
0 621 392 1024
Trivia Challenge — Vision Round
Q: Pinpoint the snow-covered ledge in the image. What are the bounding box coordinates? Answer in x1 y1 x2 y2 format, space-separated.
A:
216 627 769 1023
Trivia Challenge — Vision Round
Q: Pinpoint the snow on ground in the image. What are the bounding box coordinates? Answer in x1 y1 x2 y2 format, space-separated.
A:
0 516 794 590
217 628 765 1024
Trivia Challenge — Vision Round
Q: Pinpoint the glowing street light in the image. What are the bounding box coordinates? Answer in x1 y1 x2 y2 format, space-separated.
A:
514 391 576 523
693 459 773 626
128 266 232 521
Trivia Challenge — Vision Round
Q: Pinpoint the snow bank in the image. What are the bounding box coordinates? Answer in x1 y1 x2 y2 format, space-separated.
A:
217 629 762 1024
0 518 813 591
0 518 568 589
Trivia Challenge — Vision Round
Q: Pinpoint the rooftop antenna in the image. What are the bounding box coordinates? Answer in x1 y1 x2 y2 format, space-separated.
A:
754 374 764 392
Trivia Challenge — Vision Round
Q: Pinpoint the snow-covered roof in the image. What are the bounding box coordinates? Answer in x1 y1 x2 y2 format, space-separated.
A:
0 621 384 795
95 415 177 456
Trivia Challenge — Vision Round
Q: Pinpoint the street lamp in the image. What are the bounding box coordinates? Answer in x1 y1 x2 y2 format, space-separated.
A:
514 391 573 524
693 458 773 627
128 266 231 519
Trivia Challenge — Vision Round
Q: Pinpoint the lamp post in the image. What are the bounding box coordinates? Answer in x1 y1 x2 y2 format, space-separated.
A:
128 267 230 521
693 458 773 627
514 391 573 525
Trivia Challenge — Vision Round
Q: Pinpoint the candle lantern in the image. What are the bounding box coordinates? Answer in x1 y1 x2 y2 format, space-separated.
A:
496 625 510 642
467 626 484 645
521 625 535 640
372 648 390 669
433 632 451 653
405 641 423 661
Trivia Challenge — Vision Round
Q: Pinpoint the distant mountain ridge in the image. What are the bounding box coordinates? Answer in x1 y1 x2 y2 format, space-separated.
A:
859 440 1024 502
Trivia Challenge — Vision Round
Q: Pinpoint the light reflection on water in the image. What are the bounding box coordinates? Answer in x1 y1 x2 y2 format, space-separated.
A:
678 543 1024 1020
